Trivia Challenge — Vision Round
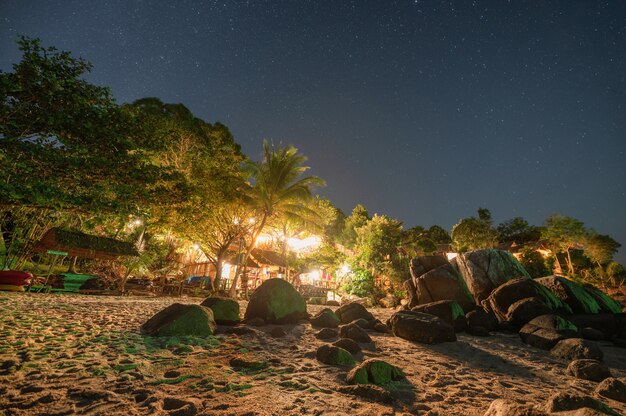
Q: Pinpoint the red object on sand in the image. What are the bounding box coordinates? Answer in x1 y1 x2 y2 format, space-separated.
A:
0 270 33 286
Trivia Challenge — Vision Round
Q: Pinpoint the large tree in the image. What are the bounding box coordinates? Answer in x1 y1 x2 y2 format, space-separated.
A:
451 208 498 252
541 214 587 276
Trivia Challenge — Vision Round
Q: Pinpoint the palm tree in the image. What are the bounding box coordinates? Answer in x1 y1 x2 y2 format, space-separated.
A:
228 140 325 297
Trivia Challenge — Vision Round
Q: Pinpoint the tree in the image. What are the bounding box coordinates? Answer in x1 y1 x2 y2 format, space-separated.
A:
584 233 620 268
426 225 451 244
451 208 498 252
354 214 403 276
519 247 550 278
229 141 325 297
606 262 626 286
542 214 587 276
339 204 370 248
497 217 541 244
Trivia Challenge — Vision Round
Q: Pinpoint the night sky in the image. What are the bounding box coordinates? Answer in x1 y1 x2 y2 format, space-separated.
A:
1 1 625 262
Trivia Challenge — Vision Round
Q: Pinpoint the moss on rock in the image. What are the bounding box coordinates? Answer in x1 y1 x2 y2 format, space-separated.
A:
346 359 405 385
141 304 217 337
200 297 240 324
244 278 307 324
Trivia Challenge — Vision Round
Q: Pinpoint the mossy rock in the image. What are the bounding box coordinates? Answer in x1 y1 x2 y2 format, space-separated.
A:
583 285 622 314
200 297 240 325
528 314 578 332
411 300 467 332
141 304 216 337
536 276 602 314
346 359 405 385
244 278 307 324
310 308 341 328
315 344 356 366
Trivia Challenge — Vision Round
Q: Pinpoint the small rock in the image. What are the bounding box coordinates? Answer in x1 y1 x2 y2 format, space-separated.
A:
310 308 341 328
346 359 404 385
595 378 626 403
246 317 265 327
339 322 372 343
582 327 606 341
466 309 498 332
543 392 619 415
550 338 604 361
315 328 338 340
350 318 371 329
567 359 611 382
164 370 181 379
229 357 268 370
315 344 355 366
332 338 361 354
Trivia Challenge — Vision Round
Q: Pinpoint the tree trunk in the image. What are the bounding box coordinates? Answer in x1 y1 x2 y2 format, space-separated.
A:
68 256 78 273
229 215 267 298
553 253 563 275
213 250 226 292
566 249 575 276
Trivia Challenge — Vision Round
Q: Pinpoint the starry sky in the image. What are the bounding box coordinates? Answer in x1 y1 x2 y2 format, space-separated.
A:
1 1 625 262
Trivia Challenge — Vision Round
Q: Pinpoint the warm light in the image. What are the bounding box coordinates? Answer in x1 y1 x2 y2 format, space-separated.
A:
133 219 142 226
310 270 320 281
287 236 322 253
340 264 350 274
248 218 256 224
446 252 458 261
233 218 240 225
192 244 200 250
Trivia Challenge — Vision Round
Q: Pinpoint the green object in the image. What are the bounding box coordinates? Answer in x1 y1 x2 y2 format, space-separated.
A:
347 359 405 385
244 278 307 323
200 297 240 324
47 250 68 256
141 304 216 337
583 285 622 314
59 273 97 292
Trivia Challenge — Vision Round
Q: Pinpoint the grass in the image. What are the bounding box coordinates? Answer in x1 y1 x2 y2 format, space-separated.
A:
150 375 194 385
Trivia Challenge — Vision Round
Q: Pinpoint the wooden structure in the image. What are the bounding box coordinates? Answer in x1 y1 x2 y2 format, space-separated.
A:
33 228 139 260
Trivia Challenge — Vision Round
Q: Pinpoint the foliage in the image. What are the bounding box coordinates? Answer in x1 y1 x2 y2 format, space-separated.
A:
354 214 403 274
338 204 370 248
426 225 451 244
497 217 541 244
606 262 626 286
451 208 498 252
542 214 588 276
584 233 621 267
519 247 550 278
342 268 377 298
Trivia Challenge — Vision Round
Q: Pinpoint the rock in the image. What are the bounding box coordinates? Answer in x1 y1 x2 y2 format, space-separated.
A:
244 278 307 324
246 317 265 326
582 327 606 341
519 324 577 350
140 304 216 337
335 384 393 404
339 322 372 343
412 300 467 332
403 279 419 309
595 378 626 403
389 310 456 344
569 314 618 338
528 314 578 331
506 297 553 327
373 322 389 333
413 264 475 312
483 399 547 416
583 285 623 314
315 328 338 340
315 344 355 366
535 276 603 315
455 249 530 304
550 338 604 361
162 397 200 416
350 318 371 329
486 278 572 322
335 302 375 324
543 392 620 415
309 308 340 328
200 297 240 325
326 300 340 306
378 294 399 308
270 327 287 338
409 255 449 279
466 309 498 332
346 359 404 385
164 370 181 378
332 338 361 354
567 359 611 382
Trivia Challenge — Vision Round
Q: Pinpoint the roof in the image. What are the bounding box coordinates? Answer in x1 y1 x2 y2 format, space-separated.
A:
34 228 139 260
225 252 260 268
251 248 287 267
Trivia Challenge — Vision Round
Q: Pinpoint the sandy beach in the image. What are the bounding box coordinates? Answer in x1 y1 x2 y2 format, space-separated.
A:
0 292 625 416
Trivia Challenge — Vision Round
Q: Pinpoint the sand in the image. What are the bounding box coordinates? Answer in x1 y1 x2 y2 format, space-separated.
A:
0 292 625 416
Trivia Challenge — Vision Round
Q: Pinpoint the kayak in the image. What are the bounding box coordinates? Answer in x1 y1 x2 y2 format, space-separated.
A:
0 271 32 286
0 284 25 292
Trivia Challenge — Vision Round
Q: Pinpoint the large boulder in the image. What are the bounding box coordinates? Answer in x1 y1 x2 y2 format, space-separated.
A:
389 310 456 344
335 302 375 324
409 255 449 279
403 279 419 309
519 324 577 350
536 276 605 314
582 285 622 314
346 359 404 385
141 303 217 337
483 399 547 416
543 392 620 416
527 314 578 332
485 278 572 322
339 322 372 343
466 309 498 332
455 249 531 304
569 314 618 337
506 297 553 327
412 264 475 312
244 278 307 324
567 359 611 382
411 300 467 332
200 297 240 325
595 378 626 404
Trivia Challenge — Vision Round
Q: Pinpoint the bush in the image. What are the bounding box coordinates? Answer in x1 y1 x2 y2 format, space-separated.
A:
342 268 377 299
520 248 550 278
607 261 626 286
